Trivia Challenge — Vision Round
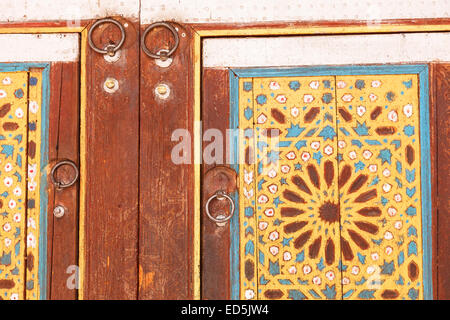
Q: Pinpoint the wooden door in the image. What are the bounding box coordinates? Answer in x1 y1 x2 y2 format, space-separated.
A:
201 65 436 300
1 22 447 302
0 64 80 300
0 36 80 300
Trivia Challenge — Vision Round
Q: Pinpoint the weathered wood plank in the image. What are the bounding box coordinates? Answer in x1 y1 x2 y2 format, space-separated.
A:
435 63 450 300
83 18 139 299
201 68 231 299
46 62 80 299
138 23 195 299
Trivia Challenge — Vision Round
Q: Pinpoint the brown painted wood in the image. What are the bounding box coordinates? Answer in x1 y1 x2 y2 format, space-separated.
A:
1 17 449 32
46 62 80 299
0 21 90 29
84 17 139 299
201 68 231 299
203 166 238 196
190 18 450 32
138 23 195 299
435 63 450 300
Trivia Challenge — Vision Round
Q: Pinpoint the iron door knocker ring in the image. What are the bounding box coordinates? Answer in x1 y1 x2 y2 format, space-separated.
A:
205 190 235 225
50 160 79 189
141 22 179 60
88 18 126 56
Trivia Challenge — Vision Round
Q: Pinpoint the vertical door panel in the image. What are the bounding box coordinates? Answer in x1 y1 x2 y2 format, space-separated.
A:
213 68 434 300
26 70 42 299
0 66 73 300
201 69 231 299
139 24 195 299
237 77 258 300
335 74 424 300
0 71 29 300
84 18 139 299
250 76 342 300
26 69 46 300
47 62 79 299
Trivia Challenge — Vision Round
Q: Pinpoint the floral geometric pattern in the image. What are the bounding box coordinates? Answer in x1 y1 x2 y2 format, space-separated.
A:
25 70 43 300
238 74 424 300
0 71 43 300
335 75 423 300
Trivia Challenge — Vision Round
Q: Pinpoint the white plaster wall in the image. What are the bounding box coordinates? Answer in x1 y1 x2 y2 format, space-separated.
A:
0 0 448 23
203 32 450 67
1 0 140 22
141 0 450 23
0 34 79 62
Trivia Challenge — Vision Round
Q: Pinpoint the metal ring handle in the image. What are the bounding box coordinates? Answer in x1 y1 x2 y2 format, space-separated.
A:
50 160 79 189
88 18 126 55
205 190 235 224
141 22 179 59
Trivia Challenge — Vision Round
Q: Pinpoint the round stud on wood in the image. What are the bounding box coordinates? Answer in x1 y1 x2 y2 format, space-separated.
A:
103 77 119 93
53 205 67 218
154 83 170 99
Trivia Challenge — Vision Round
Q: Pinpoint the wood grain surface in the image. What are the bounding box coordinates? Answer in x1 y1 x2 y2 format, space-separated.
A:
435 63 450 300
46 62 80 299
201 69 232 299
83 17 140 299
138 23 195 299
190 18 450 32
5 19 447 301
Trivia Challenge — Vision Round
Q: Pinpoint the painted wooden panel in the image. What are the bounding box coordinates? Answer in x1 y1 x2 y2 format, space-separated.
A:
0 71 29 300
335 74 424 300
246 76 343 300
0 68 46 300
238 77 258 300
26 70 44 300
233 66 432 300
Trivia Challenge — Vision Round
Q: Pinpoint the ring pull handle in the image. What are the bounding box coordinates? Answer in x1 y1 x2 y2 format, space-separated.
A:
88 18 126 56
141 22 179 60
50 160 79 190
205 190 235 227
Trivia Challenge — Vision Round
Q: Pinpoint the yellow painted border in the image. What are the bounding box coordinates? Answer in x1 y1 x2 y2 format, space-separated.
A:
195 24 450 37
191 22 450 300
0 25 87 300
193 33 202 300
79 27 88 301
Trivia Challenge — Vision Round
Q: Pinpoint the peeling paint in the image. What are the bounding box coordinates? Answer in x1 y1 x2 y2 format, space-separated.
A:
139 265 155 290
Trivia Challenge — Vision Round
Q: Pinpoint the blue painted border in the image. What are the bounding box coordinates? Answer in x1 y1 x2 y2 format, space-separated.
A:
229 65 433 300
229 71 240 300
417 66 433 300
0 63 50 300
